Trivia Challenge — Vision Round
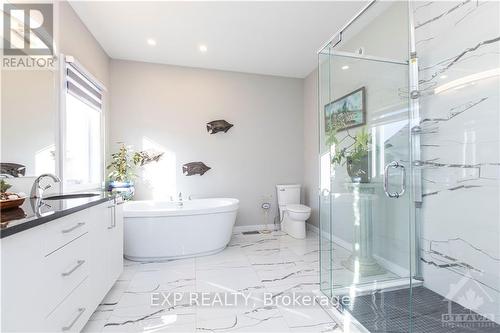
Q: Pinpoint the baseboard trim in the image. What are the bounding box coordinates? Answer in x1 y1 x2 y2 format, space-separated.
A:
331 235 351 251
372 254 409 277
306 222 320 234
305 223 409 277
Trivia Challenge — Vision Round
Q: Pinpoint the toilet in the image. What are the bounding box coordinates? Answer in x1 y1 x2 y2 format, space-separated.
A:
276 184 311 239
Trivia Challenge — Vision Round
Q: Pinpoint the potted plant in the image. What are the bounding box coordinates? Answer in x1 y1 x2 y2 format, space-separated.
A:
106 143 163 199
0 179 26 211
327 127 371 183
0 179 12 197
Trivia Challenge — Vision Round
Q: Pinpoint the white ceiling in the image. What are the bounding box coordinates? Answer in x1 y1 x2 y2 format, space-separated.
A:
70 1 367 78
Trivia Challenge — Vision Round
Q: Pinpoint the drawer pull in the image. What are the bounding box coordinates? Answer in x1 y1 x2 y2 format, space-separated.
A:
108 204 116 229
62 307 86 331
61 260 85 277
61 222 85 234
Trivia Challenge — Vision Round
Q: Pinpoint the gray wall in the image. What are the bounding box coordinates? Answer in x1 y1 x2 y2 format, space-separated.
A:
109 60 304 227
303 69 319 227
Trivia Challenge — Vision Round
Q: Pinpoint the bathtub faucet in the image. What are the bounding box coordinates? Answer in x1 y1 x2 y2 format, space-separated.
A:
178 192 183 207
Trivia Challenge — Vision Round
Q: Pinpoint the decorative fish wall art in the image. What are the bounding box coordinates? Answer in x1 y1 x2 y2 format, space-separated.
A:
0 163 26 177
133 151 164 166
206 120 233 134
182 162 211 176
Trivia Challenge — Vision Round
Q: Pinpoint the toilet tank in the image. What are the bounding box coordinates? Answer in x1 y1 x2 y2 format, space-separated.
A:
276 184 301 206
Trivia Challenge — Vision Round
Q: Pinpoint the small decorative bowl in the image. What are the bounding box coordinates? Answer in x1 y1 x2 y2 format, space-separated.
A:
0 197 26 211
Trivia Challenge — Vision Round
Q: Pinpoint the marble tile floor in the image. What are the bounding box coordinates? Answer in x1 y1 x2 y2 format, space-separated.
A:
82 230 344 333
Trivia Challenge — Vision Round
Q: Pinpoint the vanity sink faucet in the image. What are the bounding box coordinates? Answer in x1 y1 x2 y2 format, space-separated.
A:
31 173 61 199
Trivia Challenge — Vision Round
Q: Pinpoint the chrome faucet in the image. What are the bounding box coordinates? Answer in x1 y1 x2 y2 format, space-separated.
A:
31 173 61 199
178 192 183 207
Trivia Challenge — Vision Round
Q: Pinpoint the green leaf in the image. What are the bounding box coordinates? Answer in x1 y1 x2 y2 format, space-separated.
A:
0 179 12 193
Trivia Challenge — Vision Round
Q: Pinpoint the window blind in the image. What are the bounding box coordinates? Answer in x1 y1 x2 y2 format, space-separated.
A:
66 64 103 111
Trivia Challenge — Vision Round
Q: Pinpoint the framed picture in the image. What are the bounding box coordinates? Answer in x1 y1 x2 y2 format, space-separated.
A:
324 87 366 132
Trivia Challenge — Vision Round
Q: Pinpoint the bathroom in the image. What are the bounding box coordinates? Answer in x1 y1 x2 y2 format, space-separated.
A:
1 1 499 332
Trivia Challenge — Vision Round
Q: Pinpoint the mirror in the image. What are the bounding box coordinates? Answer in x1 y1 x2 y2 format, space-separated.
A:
1 69 57 177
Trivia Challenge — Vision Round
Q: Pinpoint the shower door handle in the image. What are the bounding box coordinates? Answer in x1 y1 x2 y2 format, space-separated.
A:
384 161 406 198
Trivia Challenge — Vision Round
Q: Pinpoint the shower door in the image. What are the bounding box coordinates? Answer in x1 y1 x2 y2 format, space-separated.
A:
318 27 417 332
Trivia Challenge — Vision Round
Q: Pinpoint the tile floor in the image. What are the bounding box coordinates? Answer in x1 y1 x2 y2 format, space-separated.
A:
82 230 342 333
346 286 500 333
82 229 499 332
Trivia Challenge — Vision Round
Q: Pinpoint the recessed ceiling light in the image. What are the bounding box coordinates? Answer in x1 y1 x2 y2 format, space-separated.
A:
440 75 447 79
341 65 349 70
199 44 208 53
147 38 156 46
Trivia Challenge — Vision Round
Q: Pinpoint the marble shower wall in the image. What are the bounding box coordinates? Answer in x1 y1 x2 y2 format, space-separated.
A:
414 0 500 324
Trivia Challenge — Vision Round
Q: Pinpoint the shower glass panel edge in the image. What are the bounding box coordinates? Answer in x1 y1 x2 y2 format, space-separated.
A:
318 43 334 301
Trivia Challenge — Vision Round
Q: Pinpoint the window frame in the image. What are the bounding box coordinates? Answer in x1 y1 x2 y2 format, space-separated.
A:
58 54 106 192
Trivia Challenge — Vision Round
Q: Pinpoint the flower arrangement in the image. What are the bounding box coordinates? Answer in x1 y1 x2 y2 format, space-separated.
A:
107 143 163 183
106 143 163 199
327 125 372 183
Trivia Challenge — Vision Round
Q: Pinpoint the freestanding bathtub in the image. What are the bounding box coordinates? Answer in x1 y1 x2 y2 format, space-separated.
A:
123 198 239 261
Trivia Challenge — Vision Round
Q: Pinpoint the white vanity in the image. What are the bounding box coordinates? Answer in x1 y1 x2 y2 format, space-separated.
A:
1 196 123 332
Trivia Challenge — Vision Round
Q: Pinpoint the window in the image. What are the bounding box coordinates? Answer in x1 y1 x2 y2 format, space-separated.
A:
62 57 104 191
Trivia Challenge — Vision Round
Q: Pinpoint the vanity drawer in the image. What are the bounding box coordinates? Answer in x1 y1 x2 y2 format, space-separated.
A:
45 278 91 333
44 233 90 314
43 210 89 255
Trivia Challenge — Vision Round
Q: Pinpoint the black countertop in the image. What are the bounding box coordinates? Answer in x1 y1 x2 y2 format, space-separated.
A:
0 191 116 238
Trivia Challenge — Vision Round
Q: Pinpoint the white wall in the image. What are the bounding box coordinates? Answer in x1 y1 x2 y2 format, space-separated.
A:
415 0 500 323
60 2 110 87
0 1 110 181
1 70 56 176
109 60 304 227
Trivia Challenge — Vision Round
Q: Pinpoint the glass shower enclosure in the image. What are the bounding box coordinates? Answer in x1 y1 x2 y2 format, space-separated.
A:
318 1 419 331
318 1 500 332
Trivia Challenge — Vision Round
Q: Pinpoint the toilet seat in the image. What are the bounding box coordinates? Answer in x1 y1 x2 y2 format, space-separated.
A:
286 204 311 213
